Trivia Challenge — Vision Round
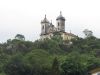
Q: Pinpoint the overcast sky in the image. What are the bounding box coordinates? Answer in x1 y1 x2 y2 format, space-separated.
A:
0 0 100 42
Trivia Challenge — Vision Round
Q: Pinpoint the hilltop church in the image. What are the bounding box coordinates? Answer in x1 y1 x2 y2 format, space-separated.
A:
40 12 77 41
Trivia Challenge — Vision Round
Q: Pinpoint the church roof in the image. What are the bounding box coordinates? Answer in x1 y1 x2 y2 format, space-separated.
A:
63 32 76 37
41 15 49 23
56 11 65 21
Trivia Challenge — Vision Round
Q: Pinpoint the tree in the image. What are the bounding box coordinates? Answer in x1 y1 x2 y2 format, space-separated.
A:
51 57 60 75
4 54 32 75
61 51 100 75
33 39 63 54
83 29 93 38
15 34 25 41
61 52 87 75
23 49 52 75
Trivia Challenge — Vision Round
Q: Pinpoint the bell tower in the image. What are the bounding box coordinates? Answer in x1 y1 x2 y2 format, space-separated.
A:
56 11 65 32
41 15 49 35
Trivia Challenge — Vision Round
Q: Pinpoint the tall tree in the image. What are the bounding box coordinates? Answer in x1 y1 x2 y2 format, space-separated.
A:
51 57 60 75
15 34 25 41
83 29 93 38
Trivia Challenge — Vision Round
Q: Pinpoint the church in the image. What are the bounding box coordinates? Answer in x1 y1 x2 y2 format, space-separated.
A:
40 12 77 41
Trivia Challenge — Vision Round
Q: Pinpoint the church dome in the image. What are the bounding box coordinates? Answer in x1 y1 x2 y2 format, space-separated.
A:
56 12 65 21
41 15 49 23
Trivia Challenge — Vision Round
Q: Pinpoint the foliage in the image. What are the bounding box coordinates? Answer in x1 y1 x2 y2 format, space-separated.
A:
4 57 31 75
33 38 64 54
51 57 60 75
61 52 100 75
83 29 93 38
15 34 25 41
0 34 100 75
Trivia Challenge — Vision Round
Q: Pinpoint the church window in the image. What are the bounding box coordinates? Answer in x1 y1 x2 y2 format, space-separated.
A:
42 26 44 30
58 22 59 26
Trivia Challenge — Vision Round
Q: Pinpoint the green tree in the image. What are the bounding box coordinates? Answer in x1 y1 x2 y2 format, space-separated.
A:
61 52 87 75
4 54 32 75
15 34 25 41
23 49 52 75
51 57 60 75
83 29 93 38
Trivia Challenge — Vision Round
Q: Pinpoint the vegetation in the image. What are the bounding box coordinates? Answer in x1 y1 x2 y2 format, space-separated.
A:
83 29 93 38
0 34 100 75
15 34 25 41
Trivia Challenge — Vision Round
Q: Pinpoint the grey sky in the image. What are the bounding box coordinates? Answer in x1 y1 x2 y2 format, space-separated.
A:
0 0 100 42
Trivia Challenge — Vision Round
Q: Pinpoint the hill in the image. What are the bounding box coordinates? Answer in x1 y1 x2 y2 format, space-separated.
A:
0 35 100 75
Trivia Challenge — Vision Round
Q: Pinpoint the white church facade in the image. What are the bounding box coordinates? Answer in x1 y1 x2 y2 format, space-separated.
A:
40 12 77 41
